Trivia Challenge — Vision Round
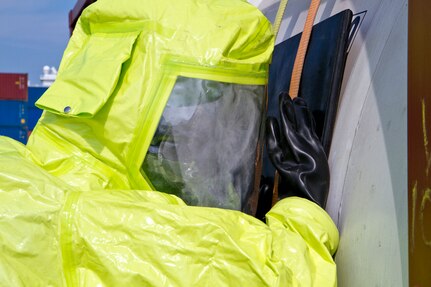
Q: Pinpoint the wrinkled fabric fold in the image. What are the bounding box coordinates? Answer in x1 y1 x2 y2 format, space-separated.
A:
0 136 338 285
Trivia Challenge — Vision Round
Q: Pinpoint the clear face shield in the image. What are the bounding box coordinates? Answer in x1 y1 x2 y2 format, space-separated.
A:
142 76 265 213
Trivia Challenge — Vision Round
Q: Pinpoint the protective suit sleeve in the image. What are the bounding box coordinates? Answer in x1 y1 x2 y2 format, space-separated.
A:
0 137 68 286
0 141 338 287
59 190 338 287
266 197 339 286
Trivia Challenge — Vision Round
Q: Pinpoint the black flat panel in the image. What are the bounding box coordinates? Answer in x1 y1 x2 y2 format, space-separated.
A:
263 10 353 178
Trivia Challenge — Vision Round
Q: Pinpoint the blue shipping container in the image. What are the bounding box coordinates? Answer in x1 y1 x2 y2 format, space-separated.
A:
28 86 47 107
27 107 43 130
0 126 27 144
0 100 27 127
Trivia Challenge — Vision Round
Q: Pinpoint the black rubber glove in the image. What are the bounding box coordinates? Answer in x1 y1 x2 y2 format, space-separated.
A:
266 92 330 208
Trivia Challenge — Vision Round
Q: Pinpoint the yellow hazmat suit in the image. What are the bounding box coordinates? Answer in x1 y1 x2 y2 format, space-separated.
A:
0 0 339 285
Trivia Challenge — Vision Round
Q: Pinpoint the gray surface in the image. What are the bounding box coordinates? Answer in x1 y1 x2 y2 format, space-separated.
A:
334 4 408 286
252 0 408 285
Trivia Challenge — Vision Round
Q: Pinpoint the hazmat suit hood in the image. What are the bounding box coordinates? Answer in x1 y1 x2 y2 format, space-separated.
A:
30 0 272 187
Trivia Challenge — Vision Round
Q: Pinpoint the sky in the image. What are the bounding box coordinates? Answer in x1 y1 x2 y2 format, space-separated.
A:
0 0 75 85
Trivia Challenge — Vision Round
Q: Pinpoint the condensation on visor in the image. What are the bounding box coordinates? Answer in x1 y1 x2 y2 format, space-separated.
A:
141 76 264 211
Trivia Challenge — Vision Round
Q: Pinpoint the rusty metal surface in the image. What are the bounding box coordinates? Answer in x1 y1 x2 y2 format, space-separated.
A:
408 0 431 285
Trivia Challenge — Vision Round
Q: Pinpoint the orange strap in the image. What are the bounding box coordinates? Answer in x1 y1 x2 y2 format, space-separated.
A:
289 0 321 99
271 0 321 205
272 171 280 207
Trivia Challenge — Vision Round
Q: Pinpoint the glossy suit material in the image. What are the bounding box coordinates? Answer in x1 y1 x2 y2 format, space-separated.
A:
0 0 338 285
267 93 330 207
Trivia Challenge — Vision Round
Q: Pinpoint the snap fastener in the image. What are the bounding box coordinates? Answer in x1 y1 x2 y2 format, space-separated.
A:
64 106 71 114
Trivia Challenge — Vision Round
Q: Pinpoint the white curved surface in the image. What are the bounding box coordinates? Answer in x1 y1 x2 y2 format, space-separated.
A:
251 0 408 286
